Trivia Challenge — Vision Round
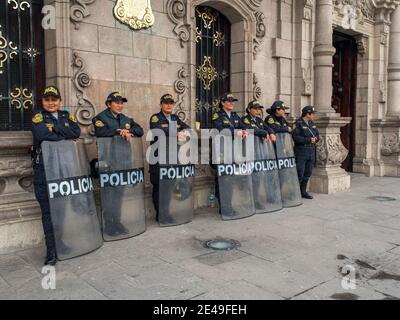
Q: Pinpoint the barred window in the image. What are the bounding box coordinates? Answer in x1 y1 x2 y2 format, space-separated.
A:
195 6 231 129
0 0 45 131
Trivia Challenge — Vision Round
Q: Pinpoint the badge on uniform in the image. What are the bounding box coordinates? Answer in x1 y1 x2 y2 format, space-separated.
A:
32 113 43 124
243 118 250 125
268 117 274 125
65 122 70 127
212 113 219 121
95 120 104 127
125 123 131 129
151 115 159 123
69 114 77 123
45 123 54 131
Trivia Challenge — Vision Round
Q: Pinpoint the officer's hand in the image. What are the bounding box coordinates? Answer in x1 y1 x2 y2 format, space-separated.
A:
240 130 248 139
288 127 292 133
264 136 270 142
269 134 277 142
311 137 317 144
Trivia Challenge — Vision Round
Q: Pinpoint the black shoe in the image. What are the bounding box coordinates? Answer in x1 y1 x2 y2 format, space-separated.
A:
300 182 313 199
255 202 264 210
116 223 129 235
104 225 120 237
44 255 57 266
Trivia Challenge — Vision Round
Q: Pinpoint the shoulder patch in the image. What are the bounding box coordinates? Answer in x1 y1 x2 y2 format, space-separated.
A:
212 113 219 121
151 115 159 123
95 120 104 128
292 123 296 130
243 118 250 125
32 113 43 124
69 114 77 123
267 117 274 125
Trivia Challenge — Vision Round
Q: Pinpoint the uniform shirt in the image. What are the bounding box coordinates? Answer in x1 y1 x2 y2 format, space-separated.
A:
212 109 245 134
241 113 274 138
92 108 144 138
149 111 190 136
265 113 291 133
31 110 81 166
292 118 320 146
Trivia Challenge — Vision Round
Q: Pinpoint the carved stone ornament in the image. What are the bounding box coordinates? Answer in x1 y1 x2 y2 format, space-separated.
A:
70 0 96 30
72 52 96 129
114 0 155 30
167 0 190 48
355 35 368 57
253 11 266 59
253 73 262 100
174 66 189 121
316 135 349 167
302 66 312 96
381 133 400 156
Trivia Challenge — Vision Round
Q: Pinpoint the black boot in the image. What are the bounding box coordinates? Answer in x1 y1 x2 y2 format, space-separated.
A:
300 181 313 199
44 234 57 266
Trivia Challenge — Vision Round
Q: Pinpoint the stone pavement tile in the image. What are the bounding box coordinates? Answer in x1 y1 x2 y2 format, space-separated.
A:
5 270 107 300
195 280 284 300
322 219 400 244
0 276 14 299
212 255 331 299
177 257 242 286
389 246 400 255
80 261 214 300
373 217 400 231
0 254 41 289
112 254 166 275
15 246 46 272
194 250 249 267
291 278 387 300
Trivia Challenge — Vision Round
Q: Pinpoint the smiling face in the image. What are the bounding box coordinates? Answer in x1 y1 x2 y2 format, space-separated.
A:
42 96 61 113
108 100 124 115
161 102 174 115
275 108 286 117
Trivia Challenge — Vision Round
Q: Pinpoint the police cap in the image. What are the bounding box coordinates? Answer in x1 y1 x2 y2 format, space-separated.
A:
42 86 61 99
302 105 316 116
106 91 127 105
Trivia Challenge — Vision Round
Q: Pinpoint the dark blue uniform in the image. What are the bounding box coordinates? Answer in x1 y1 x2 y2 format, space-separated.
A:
292 118 319 187
149 111 190 220
92 108 144 138
265 113 291 133
241 113 274 137
32 110 81 260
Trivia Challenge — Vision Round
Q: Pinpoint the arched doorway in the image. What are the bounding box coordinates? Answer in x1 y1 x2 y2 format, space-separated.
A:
0 0 45 131
195 5 231 129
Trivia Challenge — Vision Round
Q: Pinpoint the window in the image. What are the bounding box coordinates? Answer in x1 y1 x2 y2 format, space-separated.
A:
195 6 231 129
0 0 45 131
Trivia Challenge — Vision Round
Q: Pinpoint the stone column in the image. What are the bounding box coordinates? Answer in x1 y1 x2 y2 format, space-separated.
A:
387 7 400 118
309 0 351 193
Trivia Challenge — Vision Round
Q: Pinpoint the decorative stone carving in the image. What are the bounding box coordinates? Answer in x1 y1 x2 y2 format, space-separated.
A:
167 0 190 48
302 66 312 96
246 0 264 11
72 52 96 128
379 80 387 102
253 73 262 100
333 0 375 28
355 35 368 57
304 0 313 21
174 66 189 121
253 11 266 59
113 0 155 30
316 135 349 167
381 133 400 156
70 0 96 30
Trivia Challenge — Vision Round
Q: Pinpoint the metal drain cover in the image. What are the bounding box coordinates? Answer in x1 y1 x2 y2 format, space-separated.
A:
368 196 396 202
204 239 241 251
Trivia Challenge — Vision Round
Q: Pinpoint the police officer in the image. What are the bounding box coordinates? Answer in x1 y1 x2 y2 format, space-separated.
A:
242 99 276 142
92 91 144 139
292 106 319 199
265 100 292 134
149 94 191 222
212 93 247 215
31 86 81 266
92 91 144 236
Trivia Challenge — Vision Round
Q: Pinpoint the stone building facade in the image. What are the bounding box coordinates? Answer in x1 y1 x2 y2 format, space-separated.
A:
0 0 399 253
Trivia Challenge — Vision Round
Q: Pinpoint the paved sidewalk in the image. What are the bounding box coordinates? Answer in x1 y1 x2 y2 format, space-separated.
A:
0 174 399 300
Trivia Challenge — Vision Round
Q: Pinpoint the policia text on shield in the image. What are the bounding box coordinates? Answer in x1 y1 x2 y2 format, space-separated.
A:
32 88 317 266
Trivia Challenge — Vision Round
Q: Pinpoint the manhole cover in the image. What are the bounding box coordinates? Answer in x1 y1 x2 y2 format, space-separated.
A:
368 196 396 202
204 239 241 251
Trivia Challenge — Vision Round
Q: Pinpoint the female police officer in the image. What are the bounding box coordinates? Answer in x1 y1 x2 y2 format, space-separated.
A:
31 86 81 266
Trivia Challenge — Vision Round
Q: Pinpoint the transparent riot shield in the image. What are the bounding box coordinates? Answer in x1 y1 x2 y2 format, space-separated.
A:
158 125 194 227
275 133 302 207
41 140 103 260
97 137 146 241
214 130 255 220
252 136 283 213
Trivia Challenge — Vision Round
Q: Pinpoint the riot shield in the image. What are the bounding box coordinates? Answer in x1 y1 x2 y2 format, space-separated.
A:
158 127 194 227
214 130 255 220
41 140 103 260
97 137 146 241
252 136 283 213
275 133 302 207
